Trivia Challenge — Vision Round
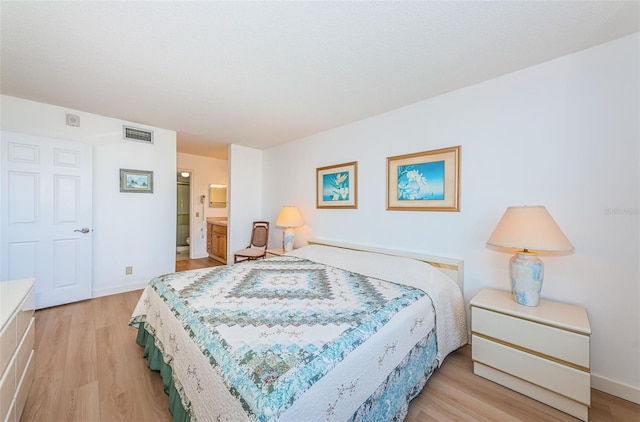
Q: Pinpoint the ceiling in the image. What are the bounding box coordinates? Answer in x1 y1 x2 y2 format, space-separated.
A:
1 1 638 160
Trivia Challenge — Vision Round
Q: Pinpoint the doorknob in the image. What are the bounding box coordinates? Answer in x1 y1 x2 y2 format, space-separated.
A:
74 228 91 234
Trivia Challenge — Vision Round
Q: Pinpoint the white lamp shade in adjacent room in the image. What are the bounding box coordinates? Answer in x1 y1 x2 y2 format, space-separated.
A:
275 206 304 252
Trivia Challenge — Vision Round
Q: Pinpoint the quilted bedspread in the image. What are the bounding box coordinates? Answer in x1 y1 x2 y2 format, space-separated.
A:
130 254 456 421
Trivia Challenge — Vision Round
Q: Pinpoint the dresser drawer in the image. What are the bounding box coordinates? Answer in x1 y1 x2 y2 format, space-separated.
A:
15 288 34 343
472 306 589 369
15 350 34 422
0 279 35 422
15 318 34 385
0 356 16 422
0 319 16 380
473 335 590 405
4 398 16 422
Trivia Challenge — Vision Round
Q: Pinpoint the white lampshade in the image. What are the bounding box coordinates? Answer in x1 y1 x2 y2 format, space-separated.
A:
486 206 574 254
275 206 304 228
275 206 304 252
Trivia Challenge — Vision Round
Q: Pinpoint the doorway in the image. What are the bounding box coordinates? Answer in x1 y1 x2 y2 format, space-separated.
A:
176 170 191 261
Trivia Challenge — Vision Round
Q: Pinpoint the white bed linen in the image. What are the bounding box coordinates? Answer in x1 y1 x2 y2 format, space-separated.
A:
132 244 468 421
288 245 468 362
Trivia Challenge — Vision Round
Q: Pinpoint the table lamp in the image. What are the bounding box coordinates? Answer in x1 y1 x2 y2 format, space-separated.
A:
486 205 574 306
275 206 304 252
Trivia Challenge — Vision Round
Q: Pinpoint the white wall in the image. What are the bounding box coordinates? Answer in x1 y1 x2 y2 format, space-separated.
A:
177 152 228 258
0 95 177 297
262 34 640 401
228 144 263 263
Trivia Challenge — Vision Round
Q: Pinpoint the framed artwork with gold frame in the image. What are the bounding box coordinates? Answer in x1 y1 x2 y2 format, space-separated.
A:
387 146 460 211
316 161 357 209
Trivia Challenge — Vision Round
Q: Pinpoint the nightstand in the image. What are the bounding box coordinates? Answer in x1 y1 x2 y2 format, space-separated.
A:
471 288 591 421
266 248 287 257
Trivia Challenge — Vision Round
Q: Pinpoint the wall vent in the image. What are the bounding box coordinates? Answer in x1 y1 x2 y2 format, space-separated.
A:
123 125 154 144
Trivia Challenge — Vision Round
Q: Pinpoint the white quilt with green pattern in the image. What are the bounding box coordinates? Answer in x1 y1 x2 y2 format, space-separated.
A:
130 253 461 421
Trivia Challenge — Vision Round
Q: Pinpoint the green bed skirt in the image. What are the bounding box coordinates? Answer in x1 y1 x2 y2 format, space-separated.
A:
136 325 191 422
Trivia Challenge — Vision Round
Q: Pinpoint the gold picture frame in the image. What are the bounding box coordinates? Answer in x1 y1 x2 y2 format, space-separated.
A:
316 161 357 209
387 146 460 211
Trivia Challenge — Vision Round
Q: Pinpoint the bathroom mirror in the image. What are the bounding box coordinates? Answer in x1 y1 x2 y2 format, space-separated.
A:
209 184 227 208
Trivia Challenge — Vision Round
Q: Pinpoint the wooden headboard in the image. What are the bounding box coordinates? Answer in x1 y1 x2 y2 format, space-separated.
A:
306 239 464 293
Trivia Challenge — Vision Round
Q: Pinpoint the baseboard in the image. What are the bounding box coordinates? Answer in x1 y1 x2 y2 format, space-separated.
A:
93 281 149 299
591 372 640 404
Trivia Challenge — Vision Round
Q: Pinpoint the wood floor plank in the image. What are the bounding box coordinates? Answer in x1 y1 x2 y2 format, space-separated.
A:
57 380 101 422
21 371 66 422
425 364 572 421
95 324 145 421
19 257 640 421
63 300 98 389
175 257 223 272
129 355 173 421
592 389 640 422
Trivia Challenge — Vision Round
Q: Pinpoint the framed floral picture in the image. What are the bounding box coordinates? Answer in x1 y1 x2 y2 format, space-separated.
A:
120 168 154 193
316 161 357 209
387 146 460 211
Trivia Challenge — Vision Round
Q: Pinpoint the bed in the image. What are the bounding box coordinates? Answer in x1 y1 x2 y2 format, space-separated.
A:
130 240 468 421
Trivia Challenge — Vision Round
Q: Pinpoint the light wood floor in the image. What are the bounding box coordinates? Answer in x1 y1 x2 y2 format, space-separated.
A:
175 256 224 272
21 260 639 421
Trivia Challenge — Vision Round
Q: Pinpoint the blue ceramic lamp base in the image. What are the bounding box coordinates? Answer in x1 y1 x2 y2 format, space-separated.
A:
510 252 544 306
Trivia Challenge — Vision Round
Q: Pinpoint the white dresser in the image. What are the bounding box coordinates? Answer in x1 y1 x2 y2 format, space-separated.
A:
471 288 591 421
0 278 36 422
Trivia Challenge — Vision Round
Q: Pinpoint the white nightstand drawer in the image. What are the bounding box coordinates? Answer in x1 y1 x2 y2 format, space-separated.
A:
474 362 589 421
472 306 589 368
473 335 590 405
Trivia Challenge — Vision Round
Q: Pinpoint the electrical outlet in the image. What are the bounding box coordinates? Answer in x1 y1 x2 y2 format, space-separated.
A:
125 266 132 275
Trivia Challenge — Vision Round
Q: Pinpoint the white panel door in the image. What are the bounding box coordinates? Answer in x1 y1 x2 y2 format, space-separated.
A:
1 131 92 309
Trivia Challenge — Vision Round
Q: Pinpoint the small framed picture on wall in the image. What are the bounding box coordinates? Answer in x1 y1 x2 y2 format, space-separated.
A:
120 168 154 193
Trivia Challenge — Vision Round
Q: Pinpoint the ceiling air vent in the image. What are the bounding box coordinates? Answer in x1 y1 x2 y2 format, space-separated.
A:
123 125 154 144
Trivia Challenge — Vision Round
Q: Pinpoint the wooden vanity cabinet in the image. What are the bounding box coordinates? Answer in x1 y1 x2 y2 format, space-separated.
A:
207 222 227 263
